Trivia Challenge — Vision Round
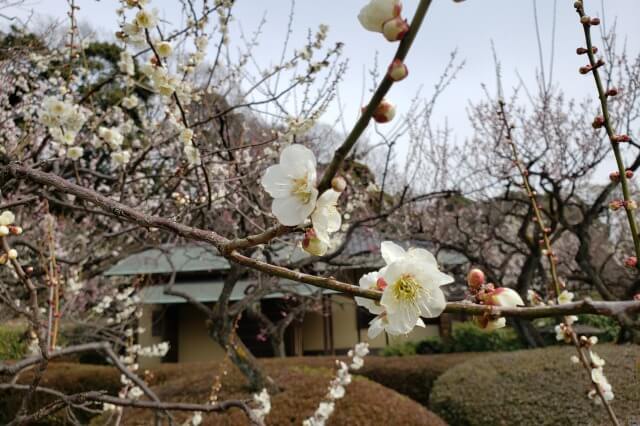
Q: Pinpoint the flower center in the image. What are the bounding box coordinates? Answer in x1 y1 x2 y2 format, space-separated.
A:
291 176 312 204
392 274 421 302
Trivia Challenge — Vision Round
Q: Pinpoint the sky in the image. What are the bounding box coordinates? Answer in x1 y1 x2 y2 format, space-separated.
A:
5 0 640 180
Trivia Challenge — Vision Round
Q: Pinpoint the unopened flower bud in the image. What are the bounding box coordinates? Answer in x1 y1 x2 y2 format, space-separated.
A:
0 254 6 265
482 287 524 308
388 59 409 81
625 200 637 210
625 170 634 179
579 65 592 74
302 228 329 256
634 293 640 301
612 134 631 143
382 17 409 42
371 99 396 123
591 115 605 129
0 225 9 236
580 15 591 25
467 268 485 289
609 200 623 211
605 87 619 97
9 226 22 235
475 316 506 331
624 256 637 268
573 1 583 9
7 249 17 260
590 17 601 25
576 47 588 55
331 177 347 192
609 171 620 182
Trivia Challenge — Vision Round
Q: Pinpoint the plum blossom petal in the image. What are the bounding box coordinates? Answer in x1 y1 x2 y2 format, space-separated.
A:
261 144 319 226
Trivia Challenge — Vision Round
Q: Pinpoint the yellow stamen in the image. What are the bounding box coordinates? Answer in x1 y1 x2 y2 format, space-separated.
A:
291 176 312 204
392 274 421 302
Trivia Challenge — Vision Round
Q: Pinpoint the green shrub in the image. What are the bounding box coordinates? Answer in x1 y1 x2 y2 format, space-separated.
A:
0 323 27 360
578 314 620 342
382 340 419 356
384 322 526 356
429 344 640 426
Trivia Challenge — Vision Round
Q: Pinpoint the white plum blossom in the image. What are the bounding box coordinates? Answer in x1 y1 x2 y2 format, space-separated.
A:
261 144 319 226
184 144 201 166
66 146 84 160
156 41 173 57
251 388 271 422
363 242 453 336
558 290 574 304
0 211 15 226
111 150 131 167
311 189 342 235
135 8 158 29
99 126 124 149
121 95 139 109
354 271 386 315
118 51 135 76
358 0 402 33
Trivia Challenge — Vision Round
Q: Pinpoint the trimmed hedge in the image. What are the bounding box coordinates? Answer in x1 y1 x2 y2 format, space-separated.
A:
383 322 525 356
123 360 446 425
429 344 640 426
0 363 121 424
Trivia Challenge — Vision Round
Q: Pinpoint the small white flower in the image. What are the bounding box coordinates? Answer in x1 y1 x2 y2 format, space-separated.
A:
135 8 158 29
156 41 173 57
358 0 401 33
328 385 345 399
378 243 452 334
118 51 135 75
191 412 203 425
111 150 131 166
184 144 201 166
67 146 83 160
261 144 319 226
558 290 574 304
570 355 580 364
354 271 386 315
0 211 15 226
180 128 194 144
311 189 342 235
121 95 139 109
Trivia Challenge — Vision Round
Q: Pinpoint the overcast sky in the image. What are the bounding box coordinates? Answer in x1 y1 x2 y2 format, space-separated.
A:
6 0 640 179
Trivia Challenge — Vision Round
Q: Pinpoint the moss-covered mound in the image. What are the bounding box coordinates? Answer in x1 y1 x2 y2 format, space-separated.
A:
429 344 640 426
124 360 446 425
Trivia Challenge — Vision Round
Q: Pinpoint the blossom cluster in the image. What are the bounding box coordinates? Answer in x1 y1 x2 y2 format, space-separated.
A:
261 144 343 256
552 289 614 403
465 268 524 330
250 388 271 423
40 97 90 159
303 342 370 426
0 211 21 265
356 242 453 337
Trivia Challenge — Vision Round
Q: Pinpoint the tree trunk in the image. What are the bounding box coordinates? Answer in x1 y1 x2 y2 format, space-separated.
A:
270 334 286 358
511 318 545 348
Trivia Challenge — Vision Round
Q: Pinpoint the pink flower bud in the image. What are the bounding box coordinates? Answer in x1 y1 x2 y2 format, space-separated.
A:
592 116 605 129
331 176 347 192
382 17 409 42
475 316 506 331
625 170 634 179
576 47 588 55
579 65 592 74
612 134 631 143
590 17 601 25
388 59 408 81
624 256 637 268
372 99 396 123
605 87 619 97
609 200 623 211
467 268 485 290
609 171 620 182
